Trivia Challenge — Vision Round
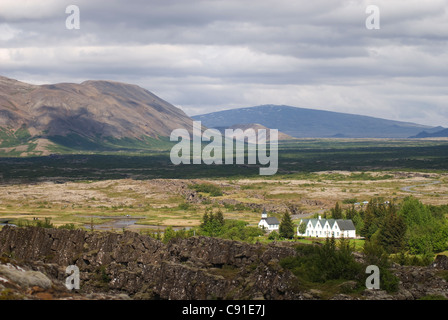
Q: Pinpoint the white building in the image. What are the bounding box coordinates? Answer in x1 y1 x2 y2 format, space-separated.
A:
258 209 279 232
297 216 356 238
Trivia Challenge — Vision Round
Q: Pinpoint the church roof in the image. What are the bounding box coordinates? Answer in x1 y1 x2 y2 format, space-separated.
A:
260 217 279 225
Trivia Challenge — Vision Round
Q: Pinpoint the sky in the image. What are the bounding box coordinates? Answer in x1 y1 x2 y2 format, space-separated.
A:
1 0 447 127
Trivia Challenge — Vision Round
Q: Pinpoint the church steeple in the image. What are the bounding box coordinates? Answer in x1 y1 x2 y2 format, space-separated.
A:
261 209 267 219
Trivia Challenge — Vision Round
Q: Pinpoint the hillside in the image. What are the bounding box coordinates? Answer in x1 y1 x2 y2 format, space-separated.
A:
410 127 448 138
0 76 193 155
192 105 440 139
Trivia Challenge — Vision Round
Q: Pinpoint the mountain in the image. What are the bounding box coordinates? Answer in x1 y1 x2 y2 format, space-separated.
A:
0 76 193 155
192 105 440 139
410 127 448 138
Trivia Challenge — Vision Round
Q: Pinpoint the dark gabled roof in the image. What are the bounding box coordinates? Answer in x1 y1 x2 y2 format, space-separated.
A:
264 217 279 225
336 219 356 231
325 219 336 228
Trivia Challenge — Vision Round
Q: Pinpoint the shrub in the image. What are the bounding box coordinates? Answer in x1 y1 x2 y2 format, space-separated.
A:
268 230 280 240
177 202 191 210
419 295 447 300
36 217 54 228
58 223 76 230
190 183 223 196
162 226 177 243
363 240 399 292
281 236 363 284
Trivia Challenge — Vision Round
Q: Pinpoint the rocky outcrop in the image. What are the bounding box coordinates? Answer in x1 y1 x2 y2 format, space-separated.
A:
0 259 132 300
1 225 447 300
432 254 448 270
149 178 321 215
0 226 300 300
360 262 448 300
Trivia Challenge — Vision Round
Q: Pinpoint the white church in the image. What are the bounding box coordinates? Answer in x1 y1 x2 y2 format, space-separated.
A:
297 216 356 238
258 209 280 232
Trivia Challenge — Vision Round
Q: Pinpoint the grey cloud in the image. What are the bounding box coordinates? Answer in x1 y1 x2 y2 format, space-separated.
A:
0 0 447 126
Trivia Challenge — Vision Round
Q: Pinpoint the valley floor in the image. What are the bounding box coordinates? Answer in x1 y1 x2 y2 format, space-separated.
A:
0 170 447 233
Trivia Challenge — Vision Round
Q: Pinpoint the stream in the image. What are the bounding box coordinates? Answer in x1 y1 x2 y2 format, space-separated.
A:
400 180 447 196
82 215 190 232
82 215 146 231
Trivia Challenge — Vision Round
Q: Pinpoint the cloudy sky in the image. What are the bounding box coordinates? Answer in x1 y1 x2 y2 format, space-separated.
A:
1 0 447 127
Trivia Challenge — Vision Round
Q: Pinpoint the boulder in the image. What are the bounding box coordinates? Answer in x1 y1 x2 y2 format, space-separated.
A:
0 264 52 289
432 255 448 270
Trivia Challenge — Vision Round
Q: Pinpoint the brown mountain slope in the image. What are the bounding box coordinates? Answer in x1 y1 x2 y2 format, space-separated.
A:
0 75 192 140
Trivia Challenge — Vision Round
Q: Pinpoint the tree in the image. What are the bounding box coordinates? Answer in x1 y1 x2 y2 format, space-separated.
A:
330 202 343 219
298 221 307 236
202 212 210 226
281 235 362 284
200 211 225 237
215 209 224 226
279 212 295 239
360 203 378 240
345 204 357 220
377 210 407 253
351 211 364 235
163 226 176 243
399 196 448 254
363 239 399 293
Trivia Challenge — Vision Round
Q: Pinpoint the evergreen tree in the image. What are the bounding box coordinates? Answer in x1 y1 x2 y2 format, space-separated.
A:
399 196 448 254
378 210 407 253
298 221 307 235
352 212 364 236
361 202 378 239
200 211 225 237
345 204 357 220
279 211 295 239
202 212 209 228
331 202 343 219
215 209 224 226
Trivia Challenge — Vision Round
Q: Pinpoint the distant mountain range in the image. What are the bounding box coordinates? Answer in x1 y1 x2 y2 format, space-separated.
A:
192 105 444 139
410 128 448 138
1 75 445 156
